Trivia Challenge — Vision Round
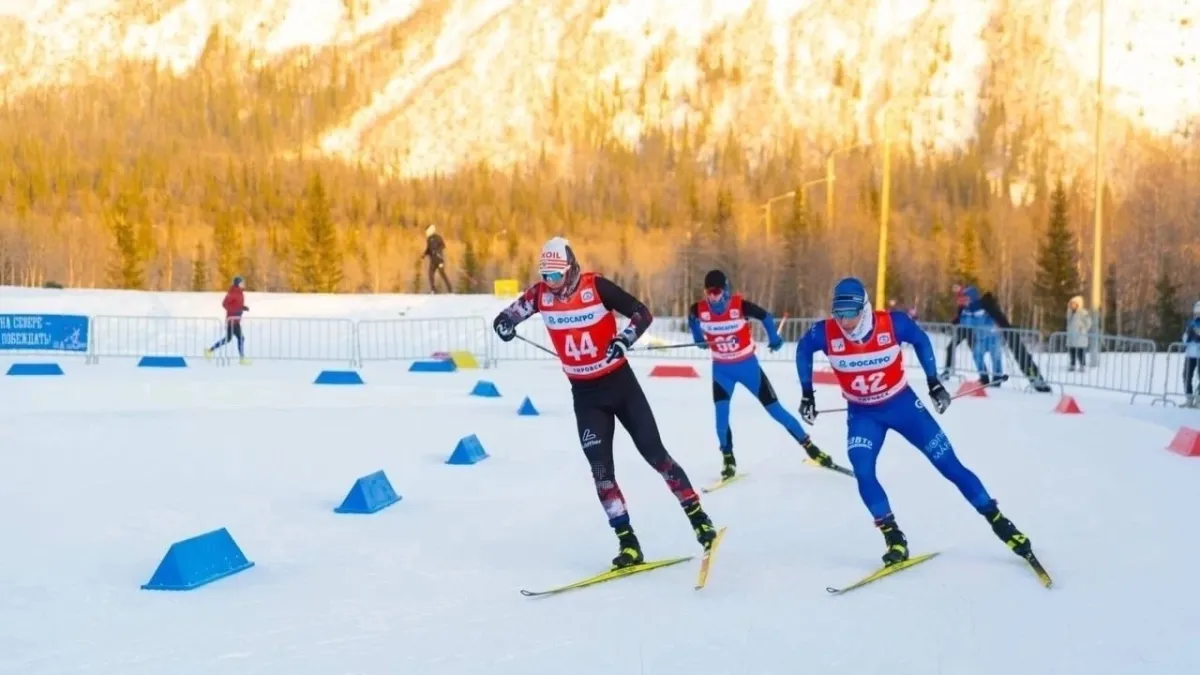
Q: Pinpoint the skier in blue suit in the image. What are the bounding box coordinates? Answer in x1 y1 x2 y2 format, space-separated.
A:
1183 301 1200 407
960 285 1004 385
687 270 841 480
794 277 1038 568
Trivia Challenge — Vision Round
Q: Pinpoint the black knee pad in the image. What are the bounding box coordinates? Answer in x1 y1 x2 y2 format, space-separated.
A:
756 369 779 407
712 381 731 403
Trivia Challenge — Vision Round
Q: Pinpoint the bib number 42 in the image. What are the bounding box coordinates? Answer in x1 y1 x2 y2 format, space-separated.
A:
564 333 599 361
850 372 887 395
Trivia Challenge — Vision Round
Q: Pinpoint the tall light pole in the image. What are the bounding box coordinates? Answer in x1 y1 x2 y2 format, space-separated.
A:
875 120 893 304
763 175 832 238
1091 0 1106 327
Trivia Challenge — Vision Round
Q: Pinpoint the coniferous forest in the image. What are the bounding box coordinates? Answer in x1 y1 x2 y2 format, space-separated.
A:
2 32 1198 340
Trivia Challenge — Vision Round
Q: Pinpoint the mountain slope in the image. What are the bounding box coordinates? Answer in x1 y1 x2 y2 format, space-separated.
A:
1 0 1197 179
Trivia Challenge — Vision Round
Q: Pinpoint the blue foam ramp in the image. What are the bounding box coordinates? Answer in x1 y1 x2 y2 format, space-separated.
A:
334 470 402 514
6 363 63 376
140 527 255 591
410 359 457 372
517 397 539 416
315 370 364 385
447 434 489 465
470 380 501 397
138 356 187 368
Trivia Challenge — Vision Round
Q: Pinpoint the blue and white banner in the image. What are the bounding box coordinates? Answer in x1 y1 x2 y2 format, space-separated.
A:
0 314 89 352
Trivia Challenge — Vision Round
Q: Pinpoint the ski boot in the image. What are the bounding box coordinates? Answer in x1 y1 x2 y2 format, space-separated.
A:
685 502 718 550
979 501 1032 558
611 527 645 569
876 515 909 566
980 373 991 386
801 438 836 470
719 451 737 480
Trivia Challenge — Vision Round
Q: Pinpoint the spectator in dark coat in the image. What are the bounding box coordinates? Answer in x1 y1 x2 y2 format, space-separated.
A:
420 224 452 293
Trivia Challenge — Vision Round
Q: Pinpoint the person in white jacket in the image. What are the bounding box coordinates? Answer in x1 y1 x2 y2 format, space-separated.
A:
1066 296 1092 371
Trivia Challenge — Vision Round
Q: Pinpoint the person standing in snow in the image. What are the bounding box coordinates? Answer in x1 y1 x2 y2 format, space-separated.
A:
1065 296 1092 371
420 224 452 293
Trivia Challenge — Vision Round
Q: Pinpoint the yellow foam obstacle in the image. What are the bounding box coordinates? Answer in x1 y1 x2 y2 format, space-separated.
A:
449 350 479 369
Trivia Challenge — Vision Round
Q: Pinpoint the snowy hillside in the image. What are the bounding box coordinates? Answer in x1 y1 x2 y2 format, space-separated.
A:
1 0 1197 177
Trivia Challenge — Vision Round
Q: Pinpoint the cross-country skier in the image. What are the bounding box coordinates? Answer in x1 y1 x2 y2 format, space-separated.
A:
1183 301 1200 408
960 285 1004 385
205 276 248 364
492 237 719 568
686 269 842 480
795 277 1037 567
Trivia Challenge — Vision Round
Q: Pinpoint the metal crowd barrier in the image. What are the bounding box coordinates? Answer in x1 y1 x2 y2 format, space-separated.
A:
357 316 491 365
1156 342 1199 406
6 312 1193 404
88 315 224 364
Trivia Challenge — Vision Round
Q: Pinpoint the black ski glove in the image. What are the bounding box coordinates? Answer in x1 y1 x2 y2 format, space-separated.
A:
605 327 636 363
927 377 951 414
799 389 817 424
493 313 516 342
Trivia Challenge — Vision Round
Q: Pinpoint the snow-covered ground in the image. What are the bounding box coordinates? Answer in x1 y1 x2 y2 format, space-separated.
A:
1 288 1198 674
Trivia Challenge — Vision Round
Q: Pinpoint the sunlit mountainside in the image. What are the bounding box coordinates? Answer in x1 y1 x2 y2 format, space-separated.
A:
2 0 1197 181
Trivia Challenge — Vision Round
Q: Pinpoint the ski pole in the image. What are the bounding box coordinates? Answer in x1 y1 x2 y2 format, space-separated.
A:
639 341 709 351
515 333 558 357
815 374 1010 414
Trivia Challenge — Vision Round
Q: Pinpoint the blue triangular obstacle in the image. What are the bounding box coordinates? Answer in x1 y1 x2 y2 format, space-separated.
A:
334 470 402 514
447 434 489 465
6 363 63 376
315 370 364 385
140 527 255 591
517 397 539 416
470 380 501 397
410 359 457 372
138 356 187 368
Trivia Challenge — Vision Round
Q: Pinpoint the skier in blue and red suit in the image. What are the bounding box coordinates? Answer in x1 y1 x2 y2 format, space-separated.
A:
687 269 844 480
795 276 1039 567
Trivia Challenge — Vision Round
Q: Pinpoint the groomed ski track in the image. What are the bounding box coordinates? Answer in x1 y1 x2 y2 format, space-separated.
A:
1 289 1198 675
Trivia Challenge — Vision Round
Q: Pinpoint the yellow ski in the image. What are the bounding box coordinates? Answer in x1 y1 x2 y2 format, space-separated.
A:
694 526 728 590
826 552 940 595
520 555 693 597
701 474 748 494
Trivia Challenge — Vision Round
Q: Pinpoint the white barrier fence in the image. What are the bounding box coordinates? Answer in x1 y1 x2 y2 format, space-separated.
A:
5 313 1197 405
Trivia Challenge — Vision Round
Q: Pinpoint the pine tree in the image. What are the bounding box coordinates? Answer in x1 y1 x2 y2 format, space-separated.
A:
105 192 145 290
952 216 980 288
458 236 480 293
191 242 209 291
1103 263 1118 334
291 171 342 292
1033 180 1080 317
307 172 343 293
1152 266 1185 348
212 209 242 287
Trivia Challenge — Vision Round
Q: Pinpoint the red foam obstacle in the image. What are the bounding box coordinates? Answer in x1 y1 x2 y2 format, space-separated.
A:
955 381 988 397
1054 395 1082 414
812 370 839 385
650 364 699 378
1167 427 1200 457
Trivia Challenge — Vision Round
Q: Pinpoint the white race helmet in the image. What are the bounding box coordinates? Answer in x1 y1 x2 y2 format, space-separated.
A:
538 237 580 295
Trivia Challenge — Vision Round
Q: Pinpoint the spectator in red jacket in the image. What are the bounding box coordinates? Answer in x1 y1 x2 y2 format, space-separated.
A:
205 276 249 363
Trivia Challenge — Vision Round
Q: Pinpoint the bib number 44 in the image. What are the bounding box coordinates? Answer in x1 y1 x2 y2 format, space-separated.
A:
564 333 599 361
850 372 887 395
